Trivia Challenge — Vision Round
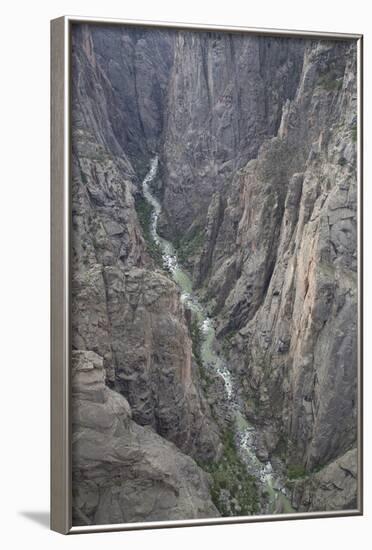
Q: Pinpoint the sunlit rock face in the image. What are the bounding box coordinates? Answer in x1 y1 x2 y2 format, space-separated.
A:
199 40 358 478
71 22 358 523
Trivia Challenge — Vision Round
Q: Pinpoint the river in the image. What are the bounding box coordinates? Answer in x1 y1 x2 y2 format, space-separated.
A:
142 156 293 515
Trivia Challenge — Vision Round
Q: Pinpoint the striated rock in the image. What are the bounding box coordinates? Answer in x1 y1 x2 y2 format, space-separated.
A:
72 24 174 174
71 25 221 465
207 40 358 476
195 192 224 285
72 351 219 525
289 449 358 512
103 265 221 461
160 33 305 240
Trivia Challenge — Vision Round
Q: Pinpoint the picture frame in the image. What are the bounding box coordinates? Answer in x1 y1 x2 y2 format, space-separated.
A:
51 15 363 534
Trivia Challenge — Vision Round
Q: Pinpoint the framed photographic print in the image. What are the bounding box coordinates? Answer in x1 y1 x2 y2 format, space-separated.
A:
51 16 363 534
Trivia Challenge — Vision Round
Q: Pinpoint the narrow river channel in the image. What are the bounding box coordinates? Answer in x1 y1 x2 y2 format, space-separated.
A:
142 156 293 515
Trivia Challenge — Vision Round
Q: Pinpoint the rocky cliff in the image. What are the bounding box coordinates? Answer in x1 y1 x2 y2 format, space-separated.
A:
70 23 359 523
71 24 223 525
72 24 174 173
161 37 358 510
159 33 304 241
72 350 218 524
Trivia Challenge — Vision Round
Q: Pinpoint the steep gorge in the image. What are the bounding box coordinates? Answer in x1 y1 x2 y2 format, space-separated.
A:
70 24 358 524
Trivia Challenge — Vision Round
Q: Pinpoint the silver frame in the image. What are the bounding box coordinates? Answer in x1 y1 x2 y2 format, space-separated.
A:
51 15 363 534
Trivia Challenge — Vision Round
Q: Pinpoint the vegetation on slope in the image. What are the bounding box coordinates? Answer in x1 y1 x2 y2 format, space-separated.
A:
135 195 163 265
174 226 204 266
199 430 259 517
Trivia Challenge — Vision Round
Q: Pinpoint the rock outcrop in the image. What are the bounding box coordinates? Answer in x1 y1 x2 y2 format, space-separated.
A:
72 351 219 525
289 448 358 512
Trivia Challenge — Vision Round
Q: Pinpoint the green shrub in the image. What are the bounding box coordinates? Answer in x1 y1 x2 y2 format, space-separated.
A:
199 430 259 516
80 169 87 184
190 318 203 366
135 196 163 265
311 463 325 474
317 73 342 92
222 330 237 352
174 227 204 265
287 464 307 480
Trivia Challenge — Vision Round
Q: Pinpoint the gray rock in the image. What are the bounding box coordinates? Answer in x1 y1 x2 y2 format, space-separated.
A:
72 351 219 525
71 25 221 466
160 33 305 240
289 449 358 512
198 40 358 474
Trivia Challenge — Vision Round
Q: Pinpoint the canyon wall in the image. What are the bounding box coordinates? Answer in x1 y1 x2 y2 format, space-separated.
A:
163 37 358 510
159 33 305 240
208 40 357 462
71 25 222 525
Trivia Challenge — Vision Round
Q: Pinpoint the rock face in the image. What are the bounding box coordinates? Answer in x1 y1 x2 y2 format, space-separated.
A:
70 22 359 523
72 24 174 173
159 33 305 239
289 448 358 512
207 40 358 476
158 37 358 510
70 130 221 459
71 25 224 524
72 351 218 525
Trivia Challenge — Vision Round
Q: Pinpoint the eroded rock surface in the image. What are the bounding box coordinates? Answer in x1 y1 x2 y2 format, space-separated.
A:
160 33 305 239
71 25 225 524
187 40 358 510
72 351 219 525
289 449 358 512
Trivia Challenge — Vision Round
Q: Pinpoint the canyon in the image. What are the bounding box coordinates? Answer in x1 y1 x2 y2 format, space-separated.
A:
70 23 359 525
